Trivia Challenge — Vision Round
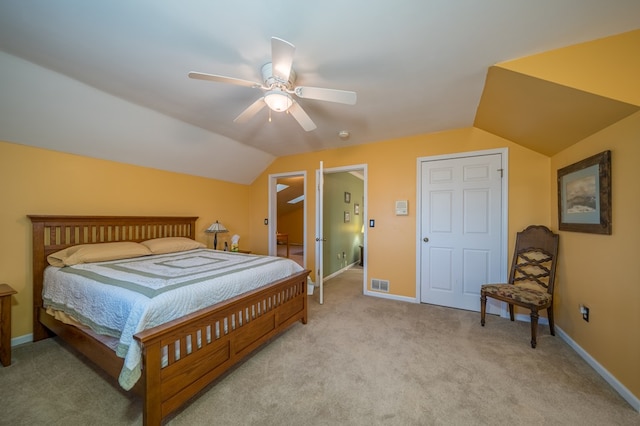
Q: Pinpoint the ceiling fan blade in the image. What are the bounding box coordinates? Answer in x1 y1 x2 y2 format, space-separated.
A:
188 71 261 88
294 86 357 105
288 101 317 132
234 98 267 123
271 37 295 82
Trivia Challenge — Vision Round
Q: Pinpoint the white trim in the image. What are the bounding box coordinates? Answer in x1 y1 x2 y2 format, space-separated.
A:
363 289 418 304
415 148 509 312
514 313 549 326
323 262 358 281
556 326 640 412
12 333 33 347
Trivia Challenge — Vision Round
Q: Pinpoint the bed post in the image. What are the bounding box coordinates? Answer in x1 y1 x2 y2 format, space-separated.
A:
141 341 162 426
30 219 51 341
303 277 308 324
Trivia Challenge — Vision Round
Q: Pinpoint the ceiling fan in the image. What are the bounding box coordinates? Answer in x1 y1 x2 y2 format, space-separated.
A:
188 37 357 132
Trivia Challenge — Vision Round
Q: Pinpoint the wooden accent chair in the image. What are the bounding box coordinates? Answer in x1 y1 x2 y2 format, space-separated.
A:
481 225 559 348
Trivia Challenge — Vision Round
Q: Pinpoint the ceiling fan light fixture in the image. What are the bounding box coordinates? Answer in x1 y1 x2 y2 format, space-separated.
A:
264 90 293 112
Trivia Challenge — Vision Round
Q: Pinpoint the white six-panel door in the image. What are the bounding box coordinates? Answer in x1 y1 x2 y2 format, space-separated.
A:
419 151 504 313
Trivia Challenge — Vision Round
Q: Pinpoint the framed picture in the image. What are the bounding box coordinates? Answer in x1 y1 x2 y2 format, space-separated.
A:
344 211 350 223
354 203 360 215
557 150 611 234
344 192 351 203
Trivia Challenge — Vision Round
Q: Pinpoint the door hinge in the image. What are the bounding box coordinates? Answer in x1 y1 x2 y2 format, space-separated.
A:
497 168 504 178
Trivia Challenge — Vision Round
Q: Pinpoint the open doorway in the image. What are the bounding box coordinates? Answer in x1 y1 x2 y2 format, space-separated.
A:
322 170 364 277
315 164 367 303
269 172 306 268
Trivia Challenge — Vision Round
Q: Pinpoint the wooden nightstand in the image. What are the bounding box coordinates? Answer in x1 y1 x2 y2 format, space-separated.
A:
0 283 17 366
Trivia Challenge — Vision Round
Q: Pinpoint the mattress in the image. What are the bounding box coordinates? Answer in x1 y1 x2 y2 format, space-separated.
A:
42 249 304 390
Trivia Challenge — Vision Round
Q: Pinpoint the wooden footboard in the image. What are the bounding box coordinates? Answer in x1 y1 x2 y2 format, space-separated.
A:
29 215 309 426
136 269 308 425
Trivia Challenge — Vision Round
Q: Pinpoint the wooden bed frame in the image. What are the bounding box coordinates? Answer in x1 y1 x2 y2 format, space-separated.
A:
29 215 309 425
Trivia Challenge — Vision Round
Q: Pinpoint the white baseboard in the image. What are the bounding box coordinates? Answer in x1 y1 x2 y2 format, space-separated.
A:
555 326 640 412
364 289 418 304
12 333 33 347
323 262 359 281
514 313 549 325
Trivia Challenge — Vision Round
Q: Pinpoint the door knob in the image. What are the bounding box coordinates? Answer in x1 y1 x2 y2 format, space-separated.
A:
423 237 429 242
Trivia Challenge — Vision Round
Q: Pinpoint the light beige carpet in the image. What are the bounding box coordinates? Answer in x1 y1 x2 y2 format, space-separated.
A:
1 267 637 425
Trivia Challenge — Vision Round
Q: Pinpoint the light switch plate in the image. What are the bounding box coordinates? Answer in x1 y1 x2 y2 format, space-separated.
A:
395 200 408 215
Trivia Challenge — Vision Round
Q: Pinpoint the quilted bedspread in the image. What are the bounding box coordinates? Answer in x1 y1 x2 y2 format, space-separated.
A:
42 249 304 390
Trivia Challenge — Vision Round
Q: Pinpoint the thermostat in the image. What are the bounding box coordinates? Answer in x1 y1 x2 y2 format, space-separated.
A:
395 200 408 216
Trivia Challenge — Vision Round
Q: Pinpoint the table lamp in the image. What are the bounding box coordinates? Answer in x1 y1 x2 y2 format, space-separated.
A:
205 220 228 250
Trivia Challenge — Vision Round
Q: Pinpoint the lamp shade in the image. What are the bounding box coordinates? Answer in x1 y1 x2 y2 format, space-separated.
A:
264 90 293 112
205 221 228 234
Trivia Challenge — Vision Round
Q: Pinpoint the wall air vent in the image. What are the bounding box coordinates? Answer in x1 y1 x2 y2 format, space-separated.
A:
371 278 389 292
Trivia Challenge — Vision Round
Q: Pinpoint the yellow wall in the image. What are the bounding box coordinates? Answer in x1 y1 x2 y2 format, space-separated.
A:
277 207 304 244
249 127 550 297
0 140 251 338
551 111 640 399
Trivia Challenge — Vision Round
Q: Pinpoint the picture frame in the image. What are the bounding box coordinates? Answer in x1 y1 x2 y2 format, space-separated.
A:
344 211 350 223
344 192 351 203
557 150 611 235
354 203 360 215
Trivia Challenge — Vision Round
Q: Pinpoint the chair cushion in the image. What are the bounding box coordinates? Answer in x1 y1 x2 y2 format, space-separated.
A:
481 284 551 307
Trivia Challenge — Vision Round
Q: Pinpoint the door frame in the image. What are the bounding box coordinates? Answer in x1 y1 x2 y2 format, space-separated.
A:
268 170 307 268
315 163 368 303
415 148 509 315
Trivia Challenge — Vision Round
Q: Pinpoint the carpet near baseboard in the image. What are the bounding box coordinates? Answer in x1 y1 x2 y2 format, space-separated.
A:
1 268 638 425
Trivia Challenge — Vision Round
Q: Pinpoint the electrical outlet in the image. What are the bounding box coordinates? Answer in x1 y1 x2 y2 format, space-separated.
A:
580 305 590 322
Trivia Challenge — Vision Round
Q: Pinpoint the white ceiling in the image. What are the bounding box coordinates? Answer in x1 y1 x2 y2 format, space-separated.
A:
1 1 639 184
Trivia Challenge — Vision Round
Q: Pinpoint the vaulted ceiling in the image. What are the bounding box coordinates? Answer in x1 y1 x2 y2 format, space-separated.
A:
1 1 639 184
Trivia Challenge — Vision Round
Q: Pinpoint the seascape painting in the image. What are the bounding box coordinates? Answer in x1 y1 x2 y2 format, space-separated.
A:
557 150 611 234
565 175 596 213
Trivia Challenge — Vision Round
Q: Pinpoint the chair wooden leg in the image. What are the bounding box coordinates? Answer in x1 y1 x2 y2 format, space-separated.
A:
480 294 486 326
508 304 515 321
530 310 539 348
547 306 555 336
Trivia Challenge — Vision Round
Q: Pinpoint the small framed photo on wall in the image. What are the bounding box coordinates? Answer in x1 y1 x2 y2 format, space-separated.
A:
354 203 360 215
344 211 351 223
344 192 351 203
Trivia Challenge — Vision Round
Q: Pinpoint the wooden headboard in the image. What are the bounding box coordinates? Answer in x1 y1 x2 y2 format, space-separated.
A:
28 215 198 341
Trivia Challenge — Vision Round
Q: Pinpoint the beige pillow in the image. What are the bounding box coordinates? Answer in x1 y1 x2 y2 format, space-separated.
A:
140 237 205 254
48 242 152 267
